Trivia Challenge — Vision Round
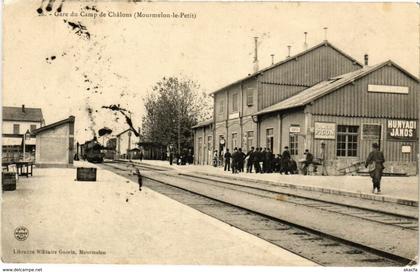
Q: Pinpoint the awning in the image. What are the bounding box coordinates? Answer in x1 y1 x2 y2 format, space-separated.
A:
2 137 22 146
25 138 36 145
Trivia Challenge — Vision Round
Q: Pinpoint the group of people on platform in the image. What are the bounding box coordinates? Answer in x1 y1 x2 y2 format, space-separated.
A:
217 146 319 175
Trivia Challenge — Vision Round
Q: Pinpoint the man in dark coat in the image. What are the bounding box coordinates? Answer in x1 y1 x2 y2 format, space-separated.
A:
273 154 281 172
238 148 245 172
281 146 291 174
254 147 261 173
302 149 314 175
265 148 273 173
224 149 231 171
365 143 385 194
231 147 239 174
261 148 267 173
246 147 255 173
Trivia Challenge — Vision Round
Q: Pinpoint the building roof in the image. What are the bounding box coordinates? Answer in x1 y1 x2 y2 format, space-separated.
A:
191 119 213 129
115 128 134 137
3 106 44 122
210 41 363 95
31 116 75 135
254 60 419 116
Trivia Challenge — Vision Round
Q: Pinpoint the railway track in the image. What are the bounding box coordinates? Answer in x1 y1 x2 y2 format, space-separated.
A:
101 160 417 266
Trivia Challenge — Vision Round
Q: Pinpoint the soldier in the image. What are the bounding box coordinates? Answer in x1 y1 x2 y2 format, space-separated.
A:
254 147 261 173
246 147 255 173
302 149 314 175
238 148 245 172
281 146 291 175
213 150 218 167
365 143 385 194
231 147 239 174
224 148 231 171
261 148 267 173
265 148 273 173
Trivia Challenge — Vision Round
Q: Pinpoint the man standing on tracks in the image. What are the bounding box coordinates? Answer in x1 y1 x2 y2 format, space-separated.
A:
365 143 385 194
133 167 143 191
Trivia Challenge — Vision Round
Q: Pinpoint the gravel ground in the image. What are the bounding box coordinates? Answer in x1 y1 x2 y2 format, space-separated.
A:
1 163 316 266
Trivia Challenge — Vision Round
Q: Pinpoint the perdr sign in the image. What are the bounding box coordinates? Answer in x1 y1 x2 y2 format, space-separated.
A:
387 119 417 141
314 122 336 139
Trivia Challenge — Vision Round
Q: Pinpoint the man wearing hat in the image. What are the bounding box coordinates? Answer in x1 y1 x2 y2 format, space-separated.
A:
303 149 314 175
365 143 385 194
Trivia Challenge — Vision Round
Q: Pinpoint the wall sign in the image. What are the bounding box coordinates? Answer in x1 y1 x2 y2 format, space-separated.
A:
314 122 336 139
289 126 301 133
401 145 411 153
362 123 381 140
229 112 240 120
387 119 417 141
368 85 409 94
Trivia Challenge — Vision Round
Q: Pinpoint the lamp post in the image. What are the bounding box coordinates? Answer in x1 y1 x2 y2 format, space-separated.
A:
128 130 132 161
23 129 31 161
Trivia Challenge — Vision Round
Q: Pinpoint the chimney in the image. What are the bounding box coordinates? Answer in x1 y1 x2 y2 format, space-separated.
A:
303 32 308 50
364 54 369 66
22 104 25 113
270 54 275 65
253 37 259 73
287 45 291 58
323 27 328 41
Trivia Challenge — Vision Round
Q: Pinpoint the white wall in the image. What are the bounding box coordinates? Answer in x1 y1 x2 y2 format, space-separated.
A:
36 124 69 165
117 131 138 156
3 121 42 134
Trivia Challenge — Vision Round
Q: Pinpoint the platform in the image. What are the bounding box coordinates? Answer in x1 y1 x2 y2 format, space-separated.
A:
131 159 419 206
1 161 316 266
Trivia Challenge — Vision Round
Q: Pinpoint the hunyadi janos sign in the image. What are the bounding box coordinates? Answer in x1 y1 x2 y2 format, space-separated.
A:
387 119 417 141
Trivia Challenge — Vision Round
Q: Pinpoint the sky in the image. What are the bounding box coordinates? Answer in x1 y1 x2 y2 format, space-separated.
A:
3 1 419 143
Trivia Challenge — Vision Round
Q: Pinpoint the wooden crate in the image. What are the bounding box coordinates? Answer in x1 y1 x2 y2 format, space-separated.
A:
76 167 97 182
2 172 16 191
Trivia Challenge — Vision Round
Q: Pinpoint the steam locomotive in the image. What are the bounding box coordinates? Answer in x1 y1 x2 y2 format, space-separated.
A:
80 138 105 163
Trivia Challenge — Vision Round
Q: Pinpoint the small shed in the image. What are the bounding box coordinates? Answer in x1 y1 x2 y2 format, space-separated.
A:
31 116 75 168
138 142 167 160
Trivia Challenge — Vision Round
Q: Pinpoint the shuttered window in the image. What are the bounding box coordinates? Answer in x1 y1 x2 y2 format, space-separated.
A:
247 90 253 106
232 93 238 112
13 124 20 134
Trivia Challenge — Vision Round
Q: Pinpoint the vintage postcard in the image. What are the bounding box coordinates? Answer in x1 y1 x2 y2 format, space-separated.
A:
1 0 419 270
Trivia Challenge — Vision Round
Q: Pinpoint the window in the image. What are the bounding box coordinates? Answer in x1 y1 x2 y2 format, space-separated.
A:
337 125 359 157
30 124 37 131
289 133 299 155
232 93 238 112
13 124 20 134
207 136 212 150
266 128 273 151
247 90 253 106
231 133 238 149
246 131 254 150
218 100 224 116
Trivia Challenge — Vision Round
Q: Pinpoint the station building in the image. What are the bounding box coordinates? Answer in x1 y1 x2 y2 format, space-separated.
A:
255 61 419 175
32 116 75 168
2 105 44 162
193 41 419 175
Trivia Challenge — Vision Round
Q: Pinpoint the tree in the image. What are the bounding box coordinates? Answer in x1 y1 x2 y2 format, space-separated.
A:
142 76 212 153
